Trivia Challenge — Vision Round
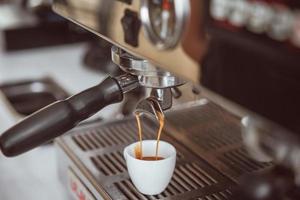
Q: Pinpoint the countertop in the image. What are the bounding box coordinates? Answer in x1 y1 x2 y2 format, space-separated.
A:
0 43 115 200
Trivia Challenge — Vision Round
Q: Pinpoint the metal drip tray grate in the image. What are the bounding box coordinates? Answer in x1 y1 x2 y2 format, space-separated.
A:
62 119 235 199
91 151 126 176
218 148 272 177
72 121 155 152
197 190 232 200
114 180 232 200
165 102 272 180
58 100 272 200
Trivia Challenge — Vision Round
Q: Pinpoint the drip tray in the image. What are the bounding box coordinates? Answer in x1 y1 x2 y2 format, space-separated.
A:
56 100 272 200
164 101 272 181
0 78 68 116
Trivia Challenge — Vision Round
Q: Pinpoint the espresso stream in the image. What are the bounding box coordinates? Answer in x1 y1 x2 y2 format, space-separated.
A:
135 112 165 161
135 114 143 159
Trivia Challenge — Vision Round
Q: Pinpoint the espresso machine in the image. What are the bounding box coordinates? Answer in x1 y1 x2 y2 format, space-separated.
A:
1 0 300 199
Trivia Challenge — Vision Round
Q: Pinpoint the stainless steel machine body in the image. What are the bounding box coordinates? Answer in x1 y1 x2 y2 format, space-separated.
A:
45 0 300 199
52 0 199 82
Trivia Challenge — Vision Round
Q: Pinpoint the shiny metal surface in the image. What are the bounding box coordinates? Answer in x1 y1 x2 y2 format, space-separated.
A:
150 88 172 110
134 96 164 120
111 46 185 88
52 0 264 129
115 73 139 94
51 0 259 134
52 0 199 83
137 74 185 89
51 0 300 181
111 46 160 77
140 0 190 50
56 100 272 199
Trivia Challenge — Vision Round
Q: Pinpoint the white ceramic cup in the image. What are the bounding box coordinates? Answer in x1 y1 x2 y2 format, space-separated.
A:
123 140 176 195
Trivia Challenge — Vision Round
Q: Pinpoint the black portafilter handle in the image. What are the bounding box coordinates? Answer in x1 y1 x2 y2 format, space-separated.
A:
0 75 137 157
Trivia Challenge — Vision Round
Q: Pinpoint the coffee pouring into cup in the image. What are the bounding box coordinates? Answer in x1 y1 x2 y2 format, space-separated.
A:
123 97 177 195
124 140 176 195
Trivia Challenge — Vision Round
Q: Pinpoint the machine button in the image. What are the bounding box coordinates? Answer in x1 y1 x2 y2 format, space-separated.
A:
121 9 141 47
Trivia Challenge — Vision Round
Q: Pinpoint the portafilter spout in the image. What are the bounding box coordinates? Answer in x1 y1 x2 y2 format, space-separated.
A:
134 96 165 121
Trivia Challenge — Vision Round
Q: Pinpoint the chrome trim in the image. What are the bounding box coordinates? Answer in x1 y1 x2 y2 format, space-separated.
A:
111 46 185 88
134 96 164 121
140 0 190 49
150 88 172 110
115 73 139 94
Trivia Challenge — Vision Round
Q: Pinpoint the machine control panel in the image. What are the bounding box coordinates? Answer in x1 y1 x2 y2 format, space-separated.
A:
210 0 300 47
